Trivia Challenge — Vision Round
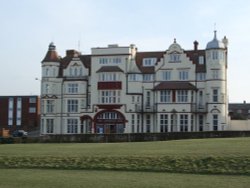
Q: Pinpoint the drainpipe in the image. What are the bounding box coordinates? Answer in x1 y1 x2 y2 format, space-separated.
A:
60 79 64 134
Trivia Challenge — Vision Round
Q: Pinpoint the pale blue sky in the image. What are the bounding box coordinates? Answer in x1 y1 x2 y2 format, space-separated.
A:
0 0 250 102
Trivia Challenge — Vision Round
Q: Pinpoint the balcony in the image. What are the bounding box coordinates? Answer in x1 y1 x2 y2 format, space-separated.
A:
191 104 208 113
64 75 89 80
134 104 156 112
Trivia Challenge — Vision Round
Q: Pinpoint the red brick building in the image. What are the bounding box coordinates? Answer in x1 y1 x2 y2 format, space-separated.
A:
0 96 40 133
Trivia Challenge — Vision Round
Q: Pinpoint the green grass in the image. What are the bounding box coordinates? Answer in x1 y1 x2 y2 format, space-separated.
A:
1 137 250 157
0 169 250 188
0 138 250 175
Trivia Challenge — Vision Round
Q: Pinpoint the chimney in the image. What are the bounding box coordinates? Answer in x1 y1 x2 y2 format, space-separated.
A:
66 50 80 57
193 40 198 51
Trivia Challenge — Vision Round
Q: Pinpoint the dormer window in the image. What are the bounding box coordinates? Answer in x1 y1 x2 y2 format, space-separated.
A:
143 58 156 66
170 53 181 62
199 56 204 64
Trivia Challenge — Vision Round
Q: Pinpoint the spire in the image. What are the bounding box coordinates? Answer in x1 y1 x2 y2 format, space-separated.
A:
42 42 60 62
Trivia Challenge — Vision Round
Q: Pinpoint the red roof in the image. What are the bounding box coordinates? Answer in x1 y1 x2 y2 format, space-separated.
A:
42 50 60 62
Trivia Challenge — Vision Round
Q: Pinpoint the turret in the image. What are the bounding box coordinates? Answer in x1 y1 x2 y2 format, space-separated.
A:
205 31 229 131
41 42 61 78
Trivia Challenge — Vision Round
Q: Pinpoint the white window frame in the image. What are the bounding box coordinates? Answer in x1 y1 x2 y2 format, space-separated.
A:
213 89 219 102
212 70 219 79
180 114 188 132
67 99 78 113
170 53 181 62
197 73 206 81
160 114 168 132
179 71 189 80
46 100 54 113
99 90 121 104
212 51 218 60
160 90 171 103
199 56 204 64
143 58 156 67
68 83 79 94
99 58 108 64
213 114 218 131
177 90 188 102
46 119 54 133
113 57 122 64
143 74 154 81
67 119 78 133
131 114 135 133
162 71 171 81
99 73 119 81
146 114 151 133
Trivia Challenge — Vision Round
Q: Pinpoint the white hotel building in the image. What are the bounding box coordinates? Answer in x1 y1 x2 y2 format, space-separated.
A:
40 31 229 134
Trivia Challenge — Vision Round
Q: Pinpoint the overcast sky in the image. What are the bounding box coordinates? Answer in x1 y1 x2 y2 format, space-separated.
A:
0 0 249 102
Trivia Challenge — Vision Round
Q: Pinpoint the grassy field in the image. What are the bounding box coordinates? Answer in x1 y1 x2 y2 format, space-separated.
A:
0 138 250 187
0 169 250 188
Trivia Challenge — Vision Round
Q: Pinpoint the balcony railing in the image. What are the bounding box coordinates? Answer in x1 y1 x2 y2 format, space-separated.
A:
191 103 208 113
134 104 156 112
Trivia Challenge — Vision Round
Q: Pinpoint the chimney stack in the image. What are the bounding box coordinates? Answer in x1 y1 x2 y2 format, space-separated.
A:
193 40 198 51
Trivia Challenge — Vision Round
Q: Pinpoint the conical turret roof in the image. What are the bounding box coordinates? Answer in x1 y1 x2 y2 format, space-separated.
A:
42 42 61 62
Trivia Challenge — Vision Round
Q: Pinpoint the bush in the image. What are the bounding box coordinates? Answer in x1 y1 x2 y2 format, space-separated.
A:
0 137 14 144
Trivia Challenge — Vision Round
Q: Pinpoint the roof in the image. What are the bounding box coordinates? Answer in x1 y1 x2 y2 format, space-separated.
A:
135 51 164 73
154 81 197 90
42 42 61 62
229 103 250 110
185 50 206 73
206 31 225 49
96 66 124 73
59 54 91 77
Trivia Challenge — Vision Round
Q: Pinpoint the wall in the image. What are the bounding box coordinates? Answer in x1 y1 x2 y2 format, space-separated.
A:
19 131 250 143
228 120 250 131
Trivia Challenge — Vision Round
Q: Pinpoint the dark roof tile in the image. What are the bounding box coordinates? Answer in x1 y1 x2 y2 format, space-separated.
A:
96 66 124 73
154 81 197 90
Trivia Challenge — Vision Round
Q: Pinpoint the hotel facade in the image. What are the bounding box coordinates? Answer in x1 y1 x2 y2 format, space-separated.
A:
40 31 229 134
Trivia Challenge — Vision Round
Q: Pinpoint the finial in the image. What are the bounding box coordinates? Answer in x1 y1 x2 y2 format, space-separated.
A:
49 42 56 51
222 36 228 48
174 38 176 43
213 30 217 39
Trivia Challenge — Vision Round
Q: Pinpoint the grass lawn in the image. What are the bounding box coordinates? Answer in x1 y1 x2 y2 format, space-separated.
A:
0 138 250 187
0 169 250 188
1 137 250 157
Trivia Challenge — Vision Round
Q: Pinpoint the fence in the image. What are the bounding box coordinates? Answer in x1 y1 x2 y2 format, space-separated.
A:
14 131 250 143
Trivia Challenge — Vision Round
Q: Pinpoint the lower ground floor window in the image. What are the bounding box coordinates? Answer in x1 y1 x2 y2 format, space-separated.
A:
146 115 151 133
160 114 168 132
67 119 78 133
180 114 188 132
96 124 124 134
46 119 54 133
